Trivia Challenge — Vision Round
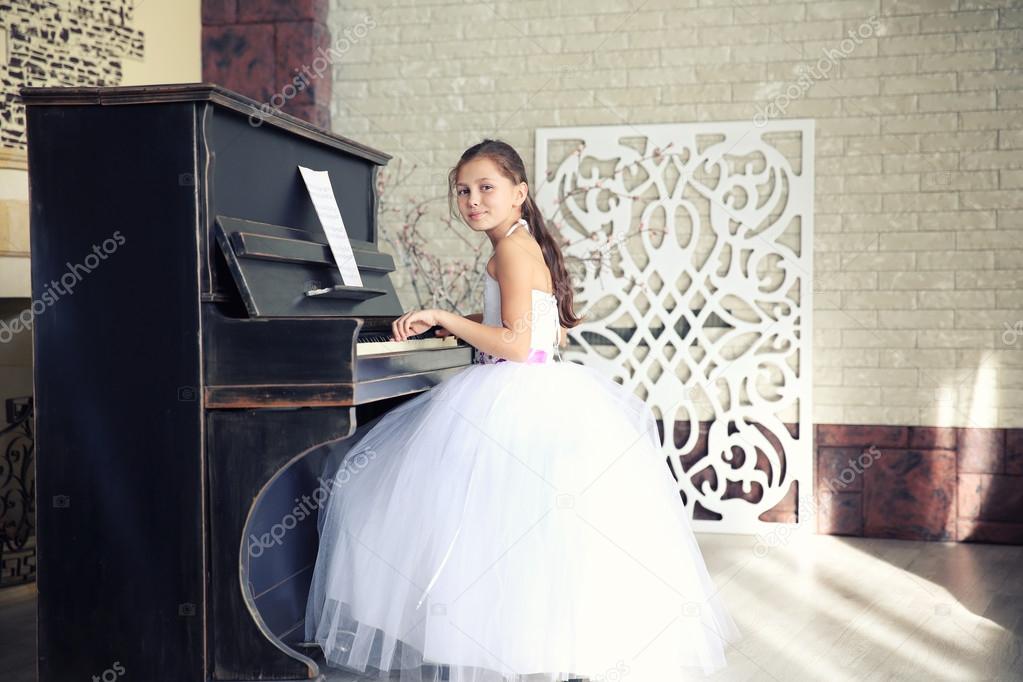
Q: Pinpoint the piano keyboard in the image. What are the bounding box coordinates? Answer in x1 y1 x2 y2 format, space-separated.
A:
356 325 462 357
356 334 460 357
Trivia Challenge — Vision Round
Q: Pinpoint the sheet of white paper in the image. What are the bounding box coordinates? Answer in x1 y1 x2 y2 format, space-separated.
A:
298 165 363 287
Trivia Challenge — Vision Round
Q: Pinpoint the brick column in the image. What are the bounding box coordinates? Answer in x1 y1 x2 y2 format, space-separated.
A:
201 0 331 130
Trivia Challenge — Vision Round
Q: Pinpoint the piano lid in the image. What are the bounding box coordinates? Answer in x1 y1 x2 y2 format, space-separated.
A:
17 82 391 167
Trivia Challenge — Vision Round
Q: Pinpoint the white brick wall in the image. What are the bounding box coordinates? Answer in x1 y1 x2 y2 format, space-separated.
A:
328 0 1023 428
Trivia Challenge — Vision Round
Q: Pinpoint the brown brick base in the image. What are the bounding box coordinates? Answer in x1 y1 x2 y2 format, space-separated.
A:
658 420 1023 545
816 424 1023 544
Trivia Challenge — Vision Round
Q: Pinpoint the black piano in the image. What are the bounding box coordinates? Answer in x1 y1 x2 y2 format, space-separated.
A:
20 83 473 681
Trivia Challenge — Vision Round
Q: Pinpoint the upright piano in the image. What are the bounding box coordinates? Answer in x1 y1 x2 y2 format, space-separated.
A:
21 83 473 681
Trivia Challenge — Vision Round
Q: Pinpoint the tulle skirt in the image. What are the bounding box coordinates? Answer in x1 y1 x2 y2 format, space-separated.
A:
305 357 742 681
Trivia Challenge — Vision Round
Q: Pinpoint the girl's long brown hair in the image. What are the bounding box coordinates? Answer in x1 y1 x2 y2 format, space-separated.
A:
447 139 582 330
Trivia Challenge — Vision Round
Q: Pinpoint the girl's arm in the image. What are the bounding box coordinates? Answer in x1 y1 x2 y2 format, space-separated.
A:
436 310 531 362
435 313 481 336
436 241 536 362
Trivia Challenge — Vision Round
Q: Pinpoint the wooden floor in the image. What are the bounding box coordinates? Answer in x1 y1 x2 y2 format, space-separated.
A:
2 534 1020 681
0 578 35 682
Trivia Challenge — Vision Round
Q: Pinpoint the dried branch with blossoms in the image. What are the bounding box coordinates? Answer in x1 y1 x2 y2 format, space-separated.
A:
375 158 489 316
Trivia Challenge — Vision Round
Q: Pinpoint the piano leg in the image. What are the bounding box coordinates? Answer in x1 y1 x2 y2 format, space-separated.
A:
207 406 357 681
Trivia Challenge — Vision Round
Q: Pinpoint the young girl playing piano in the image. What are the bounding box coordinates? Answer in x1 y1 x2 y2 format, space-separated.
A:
305 139 741 681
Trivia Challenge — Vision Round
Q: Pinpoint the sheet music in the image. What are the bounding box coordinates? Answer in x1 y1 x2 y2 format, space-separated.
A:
298 165 363 287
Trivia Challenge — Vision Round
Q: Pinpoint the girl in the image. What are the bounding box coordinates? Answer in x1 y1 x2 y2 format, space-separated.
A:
305 139 741 681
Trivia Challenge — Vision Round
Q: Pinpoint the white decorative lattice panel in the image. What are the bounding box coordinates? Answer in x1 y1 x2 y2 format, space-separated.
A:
536 120 814 535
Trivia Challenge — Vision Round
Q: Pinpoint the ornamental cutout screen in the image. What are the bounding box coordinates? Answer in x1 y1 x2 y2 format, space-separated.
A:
535 120 814 535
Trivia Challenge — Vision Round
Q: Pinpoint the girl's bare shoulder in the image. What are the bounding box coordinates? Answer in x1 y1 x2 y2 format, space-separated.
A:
494 236 548 288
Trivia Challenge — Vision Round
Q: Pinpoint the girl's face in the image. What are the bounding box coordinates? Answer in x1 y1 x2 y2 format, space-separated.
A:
454 157 527 234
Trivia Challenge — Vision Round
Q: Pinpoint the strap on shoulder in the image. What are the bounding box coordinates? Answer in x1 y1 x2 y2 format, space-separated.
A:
505 218 529 236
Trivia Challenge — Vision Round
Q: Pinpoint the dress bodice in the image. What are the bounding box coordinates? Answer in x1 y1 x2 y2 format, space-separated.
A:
475 219 560 365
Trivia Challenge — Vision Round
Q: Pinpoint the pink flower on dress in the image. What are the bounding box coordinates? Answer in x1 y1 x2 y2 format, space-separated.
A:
525 348 549 364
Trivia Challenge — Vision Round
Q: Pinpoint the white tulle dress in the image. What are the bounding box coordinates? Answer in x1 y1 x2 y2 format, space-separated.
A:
305 220 742 681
